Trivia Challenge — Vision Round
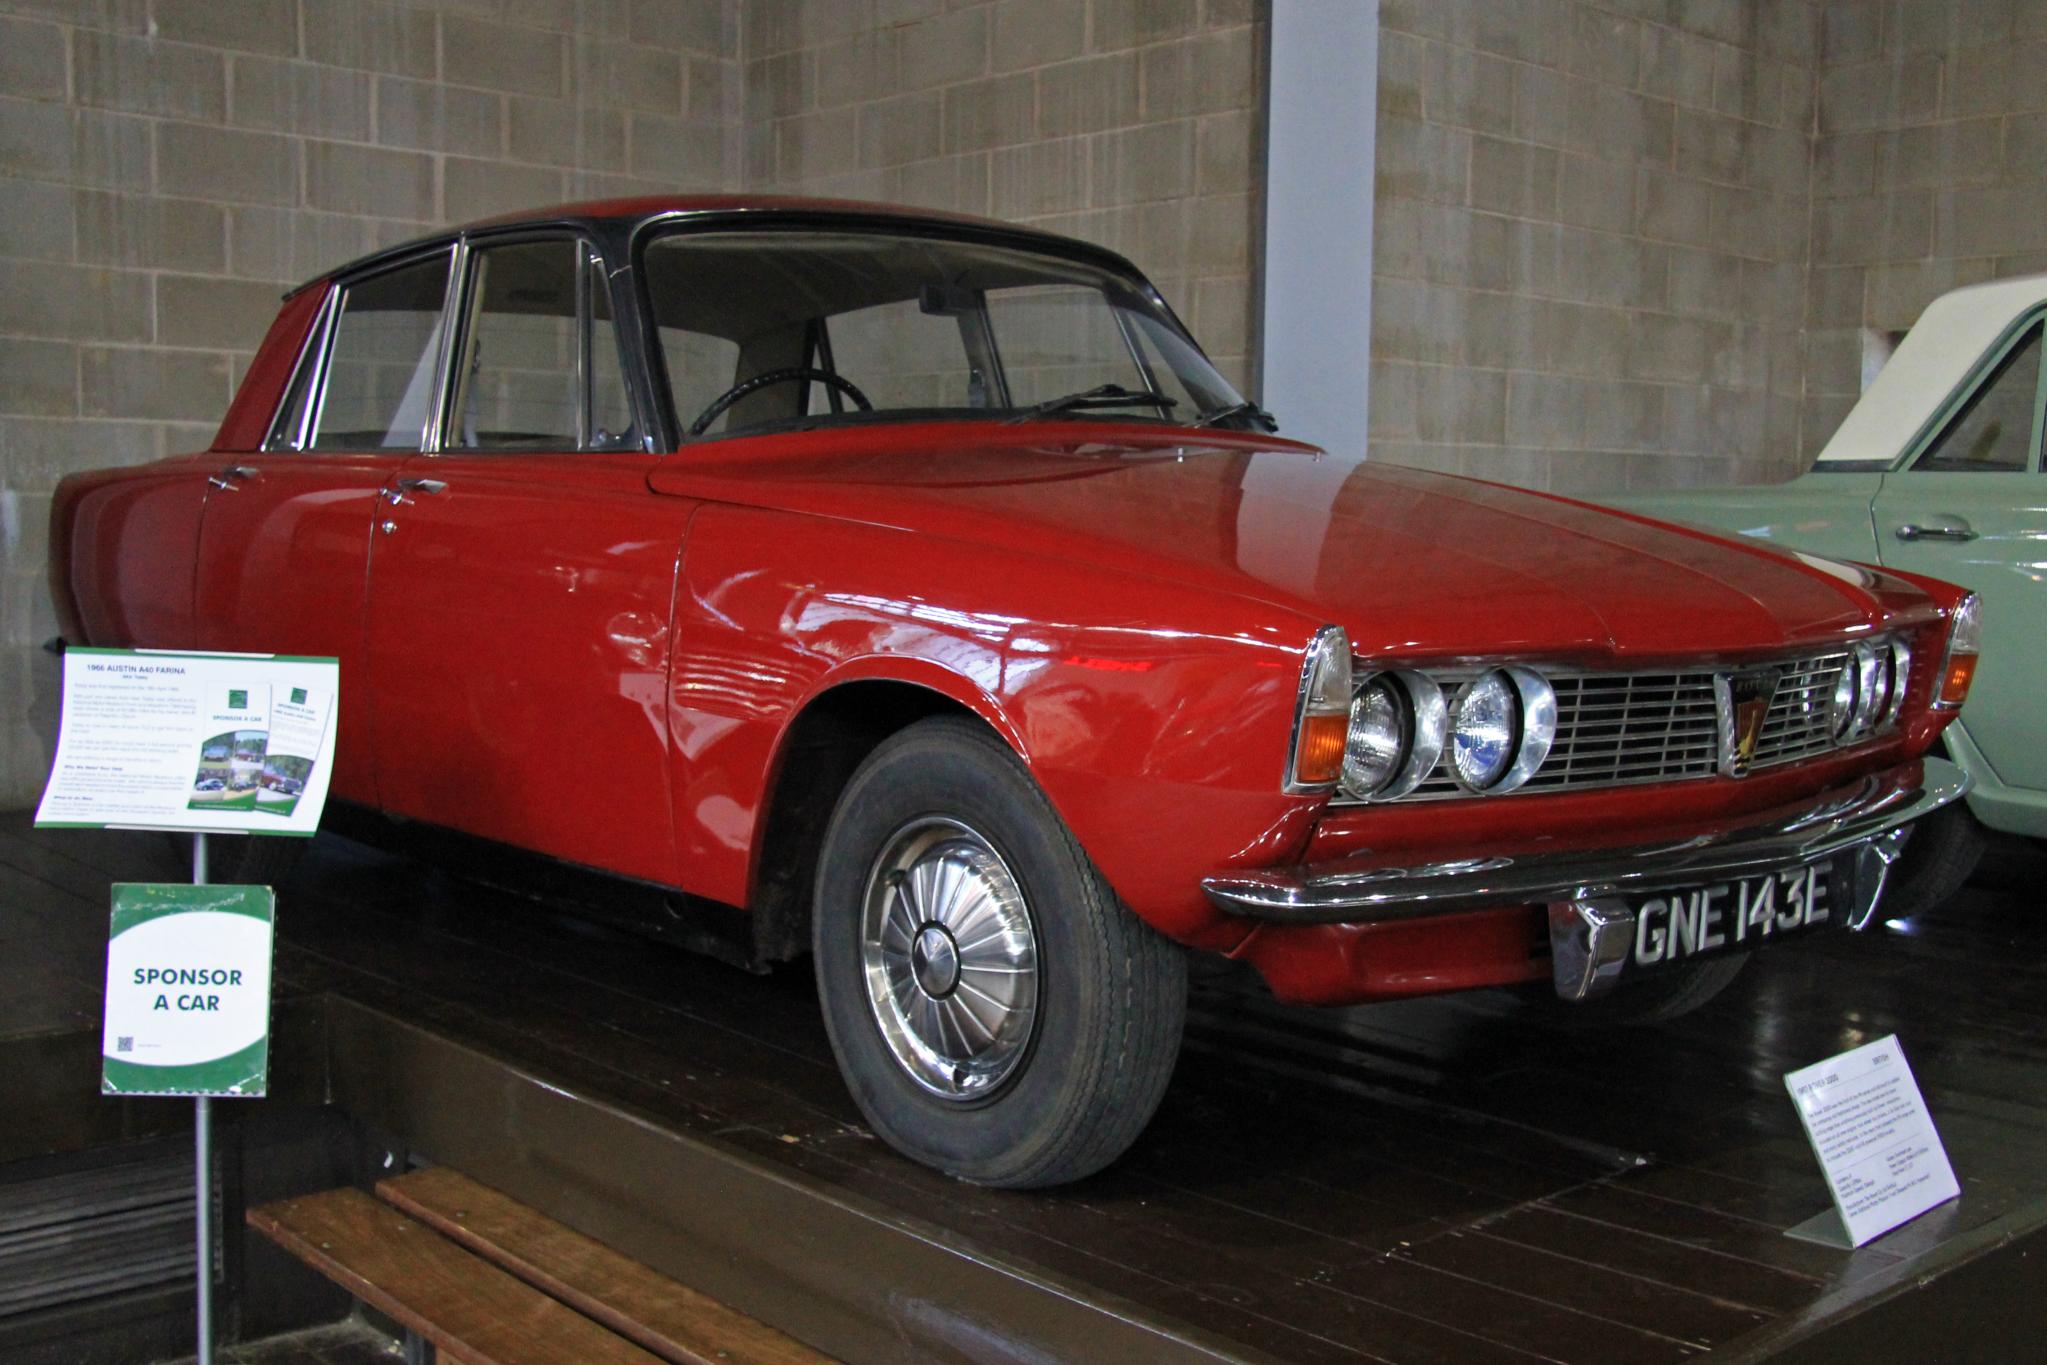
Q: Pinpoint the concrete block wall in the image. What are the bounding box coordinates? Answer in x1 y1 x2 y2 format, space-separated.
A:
0 0 738 806
1804 0 2047 455
1369 0 1821 494
738 0 1262 392
14 1 2047 805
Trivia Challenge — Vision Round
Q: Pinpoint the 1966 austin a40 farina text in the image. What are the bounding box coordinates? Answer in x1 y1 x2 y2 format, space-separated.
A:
51 198 1981 1186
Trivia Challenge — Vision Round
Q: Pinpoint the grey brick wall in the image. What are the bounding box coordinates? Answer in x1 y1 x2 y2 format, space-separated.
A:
739 0 1262 393
0 0 737 805
1805 0 2047 456
1371 0 1821 495
14 0 2047 807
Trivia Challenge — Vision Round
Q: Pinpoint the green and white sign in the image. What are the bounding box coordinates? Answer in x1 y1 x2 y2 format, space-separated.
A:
36 648 339 837
102 883 275 1098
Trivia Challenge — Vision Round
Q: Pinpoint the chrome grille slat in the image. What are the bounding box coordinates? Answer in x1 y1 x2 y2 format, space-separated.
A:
1336 647 1876 805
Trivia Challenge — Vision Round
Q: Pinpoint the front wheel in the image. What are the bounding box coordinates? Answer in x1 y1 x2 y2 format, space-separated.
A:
812 717 1186 1188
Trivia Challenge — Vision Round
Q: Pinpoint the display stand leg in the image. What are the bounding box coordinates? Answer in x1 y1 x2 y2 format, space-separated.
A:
192 832 214 1365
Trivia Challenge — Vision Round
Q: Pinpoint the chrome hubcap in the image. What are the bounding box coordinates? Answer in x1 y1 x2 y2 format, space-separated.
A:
910 924 961 996
861 817 1038 1101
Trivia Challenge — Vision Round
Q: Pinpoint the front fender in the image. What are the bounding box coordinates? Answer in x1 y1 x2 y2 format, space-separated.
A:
668 503 1326 945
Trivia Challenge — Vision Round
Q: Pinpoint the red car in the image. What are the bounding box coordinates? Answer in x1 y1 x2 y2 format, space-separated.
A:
51 197 1978 1187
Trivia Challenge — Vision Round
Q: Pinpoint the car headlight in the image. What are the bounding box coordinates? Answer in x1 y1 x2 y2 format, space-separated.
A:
1342 671 1445 800
1343 676 1405 797
1935 594 1980 710
1449 671 1518 792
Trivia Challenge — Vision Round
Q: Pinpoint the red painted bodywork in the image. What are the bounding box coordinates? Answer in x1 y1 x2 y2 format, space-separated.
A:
48 198 1971 1008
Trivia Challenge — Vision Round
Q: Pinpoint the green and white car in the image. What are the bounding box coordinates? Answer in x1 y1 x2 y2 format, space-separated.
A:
1605 275 2046 909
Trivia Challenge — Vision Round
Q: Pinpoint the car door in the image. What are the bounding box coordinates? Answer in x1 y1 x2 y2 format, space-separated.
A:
1874 310 2047 796
363 234 692 887
192 248 458 807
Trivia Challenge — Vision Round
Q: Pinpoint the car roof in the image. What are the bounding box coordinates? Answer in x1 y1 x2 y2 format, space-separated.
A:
1816 271 2047 465
294 194 1122 295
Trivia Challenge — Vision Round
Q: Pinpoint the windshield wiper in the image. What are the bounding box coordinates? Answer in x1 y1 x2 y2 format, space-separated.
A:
1006 384 1178 424
1193 400 1277 431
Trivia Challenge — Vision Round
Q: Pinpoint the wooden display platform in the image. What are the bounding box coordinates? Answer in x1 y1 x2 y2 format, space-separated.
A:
5 811 2046 1363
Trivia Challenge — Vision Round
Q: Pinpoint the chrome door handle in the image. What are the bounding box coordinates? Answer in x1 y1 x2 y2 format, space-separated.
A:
383 477 447 506
207 464 259 490
1895 521 1978 543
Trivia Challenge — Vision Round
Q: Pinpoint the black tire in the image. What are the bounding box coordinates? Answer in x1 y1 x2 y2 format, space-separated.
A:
1494 955 1749 1028
1880 802 1987 917
812 716 1186 1188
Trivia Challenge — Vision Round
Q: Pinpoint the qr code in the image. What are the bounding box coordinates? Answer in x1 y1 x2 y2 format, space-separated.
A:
117 1036 133 1054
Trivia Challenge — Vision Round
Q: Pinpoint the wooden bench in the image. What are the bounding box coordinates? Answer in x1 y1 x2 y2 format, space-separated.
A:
248 1167 833 1365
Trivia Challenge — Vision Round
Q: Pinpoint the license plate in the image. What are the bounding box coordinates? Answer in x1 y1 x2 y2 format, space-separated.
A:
1628 861 1837 971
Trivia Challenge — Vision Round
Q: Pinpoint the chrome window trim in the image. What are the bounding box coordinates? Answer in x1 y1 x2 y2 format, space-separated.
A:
430 232 641 457
421 238 468 454
263 287 339 453
281 241 461 455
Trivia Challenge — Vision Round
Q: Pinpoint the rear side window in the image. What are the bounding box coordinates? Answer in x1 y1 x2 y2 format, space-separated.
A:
1914 321 2043 474
311 253 454 451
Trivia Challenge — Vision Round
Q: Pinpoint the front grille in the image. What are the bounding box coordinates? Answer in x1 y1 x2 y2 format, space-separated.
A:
1749 651 1852 769
1337 647 1866 805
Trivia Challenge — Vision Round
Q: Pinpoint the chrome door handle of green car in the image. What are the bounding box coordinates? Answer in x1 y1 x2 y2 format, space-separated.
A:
206 465 258 490
1895 521 1977 543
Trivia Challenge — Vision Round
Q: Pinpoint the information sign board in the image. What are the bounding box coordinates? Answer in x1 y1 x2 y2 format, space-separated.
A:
35 648 339 836
1784 1035 1959 1248
102 883 275 1098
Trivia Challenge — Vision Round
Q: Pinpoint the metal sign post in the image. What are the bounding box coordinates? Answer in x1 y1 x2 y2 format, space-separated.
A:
192 831 213 1365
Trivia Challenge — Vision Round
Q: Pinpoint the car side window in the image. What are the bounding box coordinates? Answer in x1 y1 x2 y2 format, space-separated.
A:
1912 322 2043 474
310 252 454 451
449 238 637 452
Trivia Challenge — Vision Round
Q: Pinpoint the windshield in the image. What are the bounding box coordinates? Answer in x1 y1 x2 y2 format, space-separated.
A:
640 227 1251 440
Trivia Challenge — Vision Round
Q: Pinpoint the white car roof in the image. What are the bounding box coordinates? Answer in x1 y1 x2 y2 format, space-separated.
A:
1816 273 2047 464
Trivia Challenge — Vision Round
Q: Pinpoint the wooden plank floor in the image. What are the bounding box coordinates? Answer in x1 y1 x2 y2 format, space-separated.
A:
7 810 2046 1363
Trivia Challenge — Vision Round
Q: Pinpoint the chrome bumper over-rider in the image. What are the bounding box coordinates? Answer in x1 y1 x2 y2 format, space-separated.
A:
1203 756 1971 999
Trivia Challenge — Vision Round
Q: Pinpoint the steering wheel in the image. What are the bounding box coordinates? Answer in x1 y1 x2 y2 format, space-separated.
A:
688 367 872 437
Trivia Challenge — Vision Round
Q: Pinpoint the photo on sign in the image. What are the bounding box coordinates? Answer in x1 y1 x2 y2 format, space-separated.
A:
251 686 334 819
188 728 267 810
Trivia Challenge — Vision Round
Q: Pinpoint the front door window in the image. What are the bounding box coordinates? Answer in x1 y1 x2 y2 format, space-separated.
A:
448 238 637 452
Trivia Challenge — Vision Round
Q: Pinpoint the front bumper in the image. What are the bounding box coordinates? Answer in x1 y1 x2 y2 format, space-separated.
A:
1202 756 1970 928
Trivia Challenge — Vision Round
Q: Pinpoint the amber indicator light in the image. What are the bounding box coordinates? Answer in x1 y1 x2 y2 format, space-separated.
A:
1294 713 1349 786
1939 655 1977 708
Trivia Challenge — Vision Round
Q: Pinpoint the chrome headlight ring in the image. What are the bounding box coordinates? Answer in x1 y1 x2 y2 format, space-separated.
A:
1497 666 1557 794
1883 637 1912 729
1850 640 1884 737
1446 667 1554 795
1343 670 1446 801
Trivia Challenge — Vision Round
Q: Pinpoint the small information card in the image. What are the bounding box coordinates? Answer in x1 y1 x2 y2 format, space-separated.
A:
1784 1035 1958 1248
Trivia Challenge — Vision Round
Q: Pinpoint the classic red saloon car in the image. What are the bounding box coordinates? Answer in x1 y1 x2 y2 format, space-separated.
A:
52 198 1978 1186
